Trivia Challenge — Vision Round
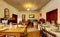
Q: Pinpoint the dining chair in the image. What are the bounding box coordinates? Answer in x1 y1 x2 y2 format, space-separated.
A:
0 34 6 37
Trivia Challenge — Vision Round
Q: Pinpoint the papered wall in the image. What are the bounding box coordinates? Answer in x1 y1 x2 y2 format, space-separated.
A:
40 0 59 23
0 0 40 21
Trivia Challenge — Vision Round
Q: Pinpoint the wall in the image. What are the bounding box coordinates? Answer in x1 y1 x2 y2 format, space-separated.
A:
0 0 40 21
58 0 60 24
0 0 18 18
40 0 59 23
15 11 39 21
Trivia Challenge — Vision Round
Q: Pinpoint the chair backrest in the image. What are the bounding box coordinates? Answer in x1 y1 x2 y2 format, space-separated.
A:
2 20 8 24
46 32 56 37
42 29 46 37
33 21 38 28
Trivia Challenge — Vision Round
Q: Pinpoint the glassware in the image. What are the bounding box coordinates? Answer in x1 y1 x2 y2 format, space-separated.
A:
14 25 17 29
9 22 12 30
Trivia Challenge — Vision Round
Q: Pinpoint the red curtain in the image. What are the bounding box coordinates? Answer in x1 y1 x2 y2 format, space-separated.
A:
46 9 57 23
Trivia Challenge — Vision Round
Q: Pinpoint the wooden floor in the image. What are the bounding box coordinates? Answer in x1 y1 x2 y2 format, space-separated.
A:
25 25 42 37
27 31 42 37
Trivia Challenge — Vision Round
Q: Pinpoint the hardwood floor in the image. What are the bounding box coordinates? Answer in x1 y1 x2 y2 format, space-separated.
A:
25 24 42 37
27 31 42 37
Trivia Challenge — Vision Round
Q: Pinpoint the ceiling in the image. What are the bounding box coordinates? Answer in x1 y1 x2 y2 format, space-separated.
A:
4 0 51 11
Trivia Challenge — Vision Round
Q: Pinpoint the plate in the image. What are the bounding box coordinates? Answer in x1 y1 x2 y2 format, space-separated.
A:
18 25 24 27
0 27 8 31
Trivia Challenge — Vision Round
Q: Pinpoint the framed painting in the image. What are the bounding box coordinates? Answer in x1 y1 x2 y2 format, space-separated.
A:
29 14 35 18
4 8 10 19
22 14 26 23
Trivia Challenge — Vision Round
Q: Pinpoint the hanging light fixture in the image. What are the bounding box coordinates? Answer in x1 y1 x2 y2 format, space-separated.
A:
27 8 30 11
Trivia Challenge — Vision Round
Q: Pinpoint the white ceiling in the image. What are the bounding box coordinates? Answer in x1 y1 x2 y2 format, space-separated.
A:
4 0 51 11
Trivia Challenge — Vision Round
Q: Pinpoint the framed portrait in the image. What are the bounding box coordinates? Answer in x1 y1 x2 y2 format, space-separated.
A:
4 8 10 19
29 14 35 18
22 14 26 22
22 14 25 19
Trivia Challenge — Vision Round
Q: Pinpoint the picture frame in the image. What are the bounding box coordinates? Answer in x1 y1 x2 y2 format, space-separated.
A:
22 14 26 22
22 14 25 19
4 8 10 19
29 14 35 18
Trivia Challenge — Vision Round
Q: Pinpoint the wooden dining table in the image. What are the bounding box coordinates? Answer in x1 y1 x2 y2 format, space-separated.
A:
0 25 27 37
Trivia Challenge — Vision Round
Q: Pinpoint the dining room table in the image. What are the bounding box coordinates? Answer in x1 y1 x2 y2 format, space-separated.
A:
0 24 27 37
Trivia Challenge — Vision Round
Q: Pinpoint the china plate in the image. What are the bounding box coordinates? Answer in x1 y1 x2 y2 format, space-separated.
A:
0 27 8 31
18 25 25 27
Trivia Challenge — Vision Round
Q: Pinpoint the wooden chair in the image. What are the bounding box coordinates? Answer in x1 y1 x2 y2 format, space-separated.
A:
33 21 38 29
41 29 46 37
20 27 27 37
0 34 6 37
46 31 56 37
25 20 30 27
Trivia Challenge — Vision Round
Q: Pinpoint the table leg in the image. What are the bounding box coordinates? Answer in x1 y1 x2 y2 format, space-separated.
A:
17 33 20 37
